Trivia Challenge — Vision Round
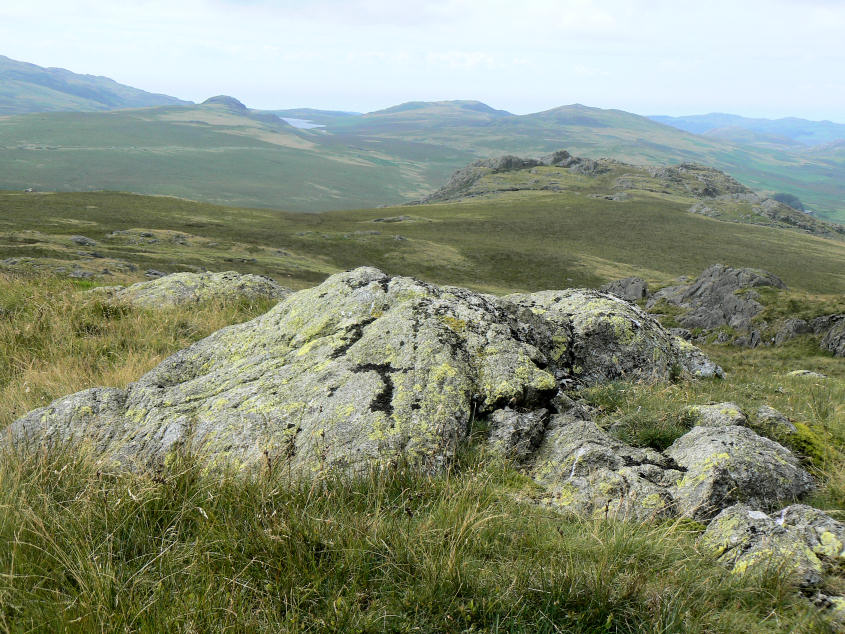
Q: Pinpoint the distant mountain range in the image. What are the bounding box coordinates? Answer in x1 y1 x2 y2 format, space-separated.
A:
0 55 190 115
1 55 845 224
650 113 845 147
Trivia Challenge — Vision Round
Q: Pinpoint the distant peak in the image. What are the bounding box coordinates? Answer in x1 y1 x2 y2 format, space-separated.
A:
202 95 248 111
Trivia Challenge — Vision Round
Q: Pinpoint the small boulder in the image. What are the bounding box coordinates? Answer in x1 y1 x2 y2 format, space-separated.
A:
665 425 814 519
530 415 680 520
755 405 797 435
788 370 828 379
700 504 826 587
71 235 97 246
774 318 811 345
683 402 747 427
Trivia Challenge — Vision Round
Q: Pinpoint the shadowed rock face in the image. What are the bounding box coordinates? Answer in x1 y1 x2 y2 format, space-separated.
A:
11 267 719 474
90 271 291 308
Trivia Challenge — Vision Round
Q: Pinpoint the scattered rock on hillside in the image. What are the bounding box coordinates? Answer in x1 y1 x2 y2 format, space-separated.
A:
788 370 828 379
820 318 845 357
683 402 747 427
647 264 786 332
775 318 812 345
90 271 291 308
600 276 650 302
665 425 814 519
70 235 97 246
11 267 721 475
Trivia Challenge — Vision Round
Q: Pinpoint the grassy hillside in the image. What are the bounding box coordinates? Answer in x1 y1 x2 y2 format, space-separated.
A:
0 54 188 114
0 103 472 211
0 237 843 630
327 103 845 224
3 98 845 223
1 189 843 296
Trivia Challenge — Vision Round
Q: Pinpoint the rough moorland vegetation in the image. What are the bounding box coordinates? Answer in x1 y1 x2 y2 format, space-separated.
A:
0 266 843 630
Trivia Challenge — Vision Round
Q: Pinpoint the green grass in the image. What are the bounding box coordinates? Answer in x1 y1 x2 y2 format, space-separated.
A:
0 189 844 628
1 189 844 296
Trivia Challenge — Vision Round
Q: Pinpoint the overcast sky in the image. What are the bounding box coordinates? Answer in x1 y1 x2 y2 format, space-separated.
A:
2 0 844 120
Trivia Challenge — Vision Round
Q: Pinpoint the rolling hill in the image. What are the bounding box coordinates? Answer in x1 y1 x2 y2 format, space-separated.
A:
0 54 189 114
1 84 845 222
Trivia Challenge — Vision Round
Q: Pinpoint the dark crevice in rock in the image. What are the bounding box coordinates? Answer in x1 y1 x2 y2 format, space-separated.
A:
355 363 396 416
329 318 376 359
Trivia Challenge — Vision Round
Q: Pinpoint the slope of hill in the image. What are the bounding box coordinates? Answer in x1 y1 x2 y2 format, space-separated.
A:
0 100 473 211
651 113 845 147
1 185 842 295
0 55 188 114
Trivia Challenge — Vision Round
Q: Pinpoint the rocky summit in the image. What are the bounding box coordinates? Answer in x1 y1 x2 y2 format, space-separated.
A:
12 267 718 477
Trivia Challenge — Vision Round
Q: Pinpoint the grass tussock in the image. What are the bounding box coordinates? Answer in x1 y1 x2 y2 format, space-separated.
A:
0 447 825 632
0 273 842 630
0 272 274 426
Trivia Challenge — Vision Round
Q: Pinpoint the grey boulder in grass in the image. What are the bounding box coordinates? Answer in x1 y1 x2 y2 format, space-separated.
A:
89 270 291 308
12 267 719 474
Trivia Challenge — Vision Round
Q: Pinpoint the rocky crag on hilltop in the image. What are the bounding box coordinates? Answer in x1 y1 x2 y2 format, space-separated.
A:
418 150 845 239
8 267 845 619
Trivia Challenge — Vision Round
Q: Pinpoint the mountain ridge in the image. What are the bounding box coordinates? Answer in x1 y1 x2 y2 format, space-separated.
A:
0 54 189 115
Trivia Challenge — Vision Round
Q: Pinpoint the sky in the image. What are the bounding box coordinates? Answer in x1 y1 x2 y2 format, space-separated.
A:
2 0 844 121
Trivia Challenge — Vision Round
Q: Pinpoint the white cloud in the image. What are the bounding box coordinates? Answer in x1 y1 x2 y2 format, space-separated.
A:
0 0 843 119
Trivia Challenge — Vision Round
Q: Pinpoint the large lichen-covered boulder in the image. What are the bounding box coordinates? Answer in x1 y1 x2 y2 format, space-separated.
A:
665 425 814 519
13 268 568 472
506 288 721 385
700 504 827 587
91 271 291 308
10 267 724 479
530 415 680 520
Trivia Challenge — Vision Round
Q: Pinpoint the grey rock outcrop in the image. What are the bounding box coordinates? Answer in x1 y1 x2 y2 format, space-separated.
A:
665 425 814 519
11 268 720 474
647 264 786 332
600 277 650 302
487 408 549 463
90 271 291 308
774 318 812 345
